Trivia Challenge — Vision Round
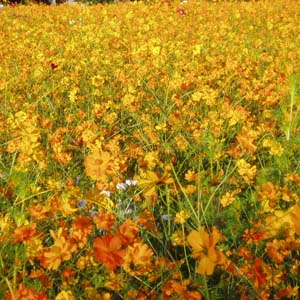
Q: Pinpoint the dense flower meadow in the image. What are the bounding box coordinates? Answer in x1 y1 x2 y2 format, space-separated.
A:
1 0 300 299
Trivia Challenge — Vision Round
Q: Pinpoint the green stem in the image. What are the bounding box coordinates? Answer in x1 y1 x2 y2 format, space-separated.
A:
286 84 295 141
202 275 210 300
5 277 16 300
182 224 192 278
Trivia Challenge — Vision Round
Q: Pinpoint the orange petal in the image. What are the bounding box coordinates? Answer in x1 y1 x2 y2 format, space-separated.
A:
187 230 204 258
197 255 216 275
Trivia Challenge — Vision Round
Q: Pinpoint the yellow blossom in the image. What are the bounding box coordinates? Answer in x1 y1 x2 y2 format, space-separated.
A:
220 190 240 208
174 210 191 224
182 184 197 195
55 290 75 300
185 170 197 182
82 129 97 145
262 138 284 156
171 230 185 246
236 159 256 183
0 213 11 233
143 151 159 169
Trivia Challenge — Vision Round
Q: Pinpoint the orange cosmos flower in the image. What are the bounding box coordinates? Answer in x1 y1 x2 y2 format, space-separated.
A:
136 210 158 232
162 279 202 300
187 227 225 275
123 242 154 276
138 171 160 198
118 220 139 246
276 285 299 299
72 216 93 233
242 228 266 245
58 193 78 217
30 269 52 289
71 216 94 247
38 228 77 270
84 149 115 181
5 283 49 300
126 288 159 300
104 271 125 291
236 130 257 154
27 204 50 220
93 211 116 231
93 234 126 271
242 258 268 290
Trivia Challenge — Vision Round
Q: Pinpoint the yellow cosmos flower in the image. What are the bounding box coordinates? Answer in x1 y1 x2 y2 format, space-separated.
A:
55 290 75 300
236 159 256 183
290 204 300 235
220 189 240 208
174 210 191 224
138 170 173 199
262 138 284 156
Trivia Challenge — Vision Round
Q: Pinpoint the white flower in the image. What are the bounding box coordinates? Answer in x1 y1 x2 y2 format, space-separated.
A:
125 179 138 186
116 183 128 190
100 190 111 197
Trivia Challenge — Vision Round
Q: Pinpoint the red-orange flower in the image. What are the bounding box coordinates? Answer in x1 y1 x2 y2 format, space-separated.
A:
243 258 268 290
93 211 116 231
93 234 126 271
62 268 76 279
73 216 93 233
71 216 94 247
5 283 49 300
118 220 139 246
12 223 37 244
242 228 266 245
30 269 52 289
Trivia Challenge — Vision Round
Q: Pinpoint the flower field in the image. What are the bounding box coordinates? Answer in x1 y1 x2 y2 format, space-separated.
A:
1 0 300 299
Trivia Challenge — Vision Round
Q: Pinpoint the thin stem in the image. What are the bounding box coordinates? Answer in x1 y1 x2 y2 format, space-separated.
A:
182 224 192 279
202 275 210 300
5 277 16 300
287 84 295 141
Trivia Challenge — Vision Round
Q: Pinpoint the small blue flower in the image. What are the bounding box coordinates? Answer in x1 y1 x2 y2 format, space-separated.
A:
90 210 98 217
77 199 86 208
161 214 170 221
74 176 80 186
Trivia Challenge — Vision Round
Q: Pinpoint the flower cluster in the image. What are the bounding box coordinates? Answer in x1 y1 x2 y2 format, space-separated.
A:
1 0 300 299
